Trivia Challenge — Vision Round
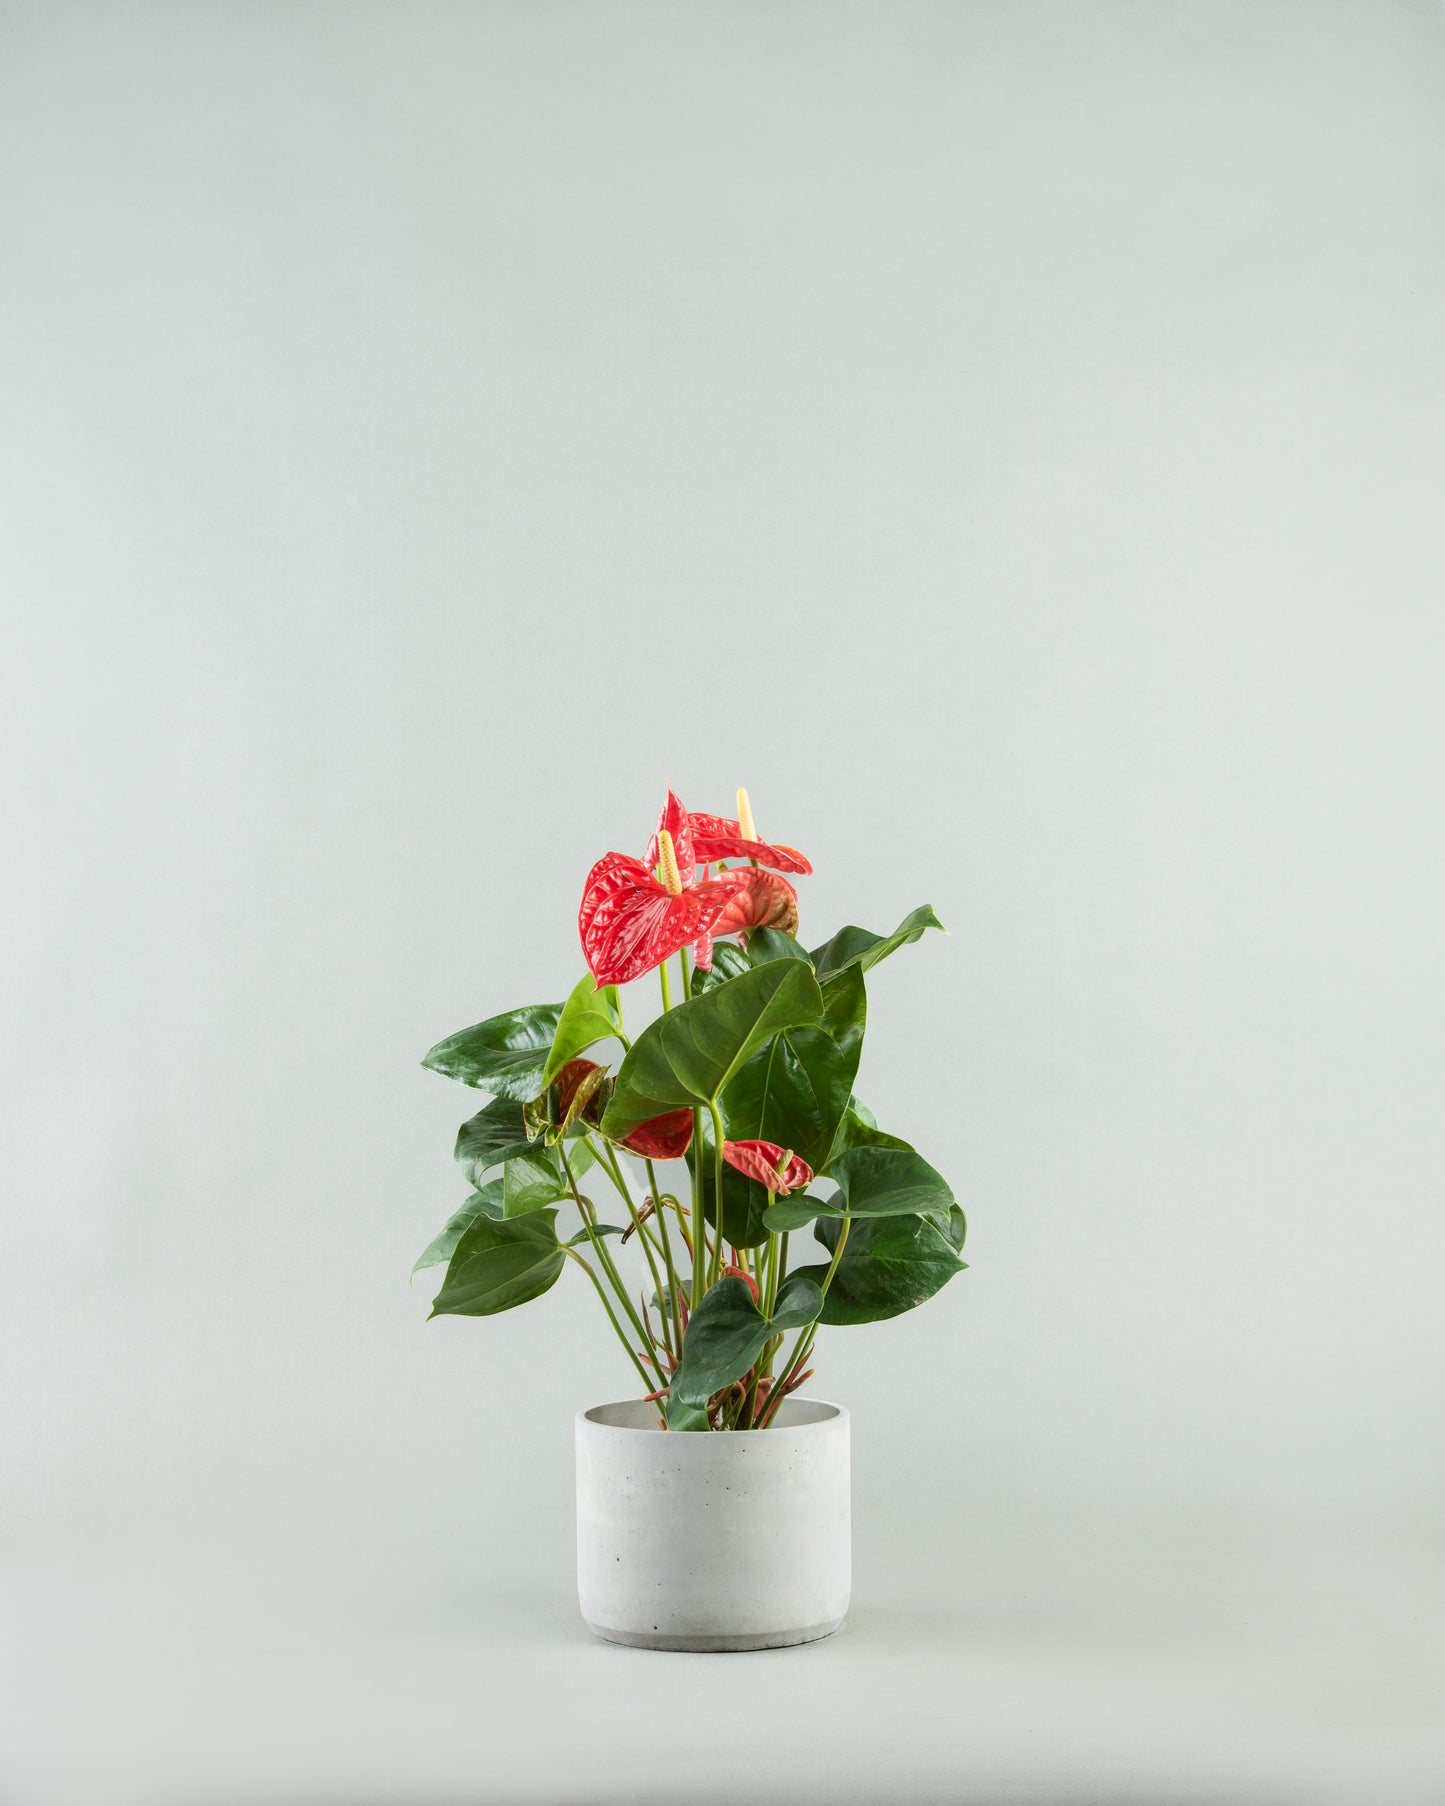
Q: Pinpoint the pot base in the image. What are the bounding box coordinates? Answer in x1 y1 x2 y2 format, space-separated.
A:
584 1615 846 1653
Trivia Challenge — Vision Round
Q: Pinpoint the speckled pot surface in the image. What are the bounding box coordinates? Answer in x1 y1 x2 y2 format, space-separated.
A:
575 1398 851 1652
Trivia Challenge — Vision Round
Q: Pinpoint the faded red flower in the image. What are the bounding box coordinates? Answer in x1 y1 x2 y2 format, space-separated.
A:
552 1057 607 1127
548 1058 692 1159
619 1109 694 1161
721 1139 814 1196
711 868 800 940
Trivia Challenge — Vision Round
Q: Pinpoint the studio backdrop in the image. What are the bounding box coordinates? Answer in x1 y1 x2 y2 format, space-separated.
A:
2 3 1442 1802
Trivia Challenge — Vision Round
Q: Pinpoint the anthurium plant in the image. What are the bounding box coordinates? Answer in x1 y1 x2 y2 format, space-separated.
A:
417 788 966 1431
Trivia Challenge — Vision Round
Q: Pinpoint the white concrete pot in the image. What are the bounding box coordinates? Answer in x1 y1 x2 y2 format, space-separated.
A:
575 1397 850 1652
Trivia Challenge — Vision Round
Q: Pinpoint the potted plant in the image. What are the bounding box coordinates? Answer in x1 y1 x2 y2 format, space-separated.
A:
417 788 967 1649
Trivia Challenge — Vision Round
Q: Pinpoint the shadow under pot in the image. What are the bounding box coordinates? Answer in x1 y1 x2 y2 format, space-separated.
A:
575 1397 851 1652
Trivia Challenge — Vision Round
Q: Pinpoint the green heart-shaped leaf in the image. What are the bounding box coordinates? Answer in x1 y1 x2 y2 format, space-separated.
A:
454 1098 536 1187
600 961 824 1141
565 1223 625 1249
666 1271 824 1430
763 1142 952 1231
502 1141 594 1217
759 1193 848 1232
809 904 945 980
687 942 751 995
721 961 866 1175
745 926 812 966
429 1209 566 1318
929 1203 968 1252
822 1144 954 1216
423 1002 564 1100
541 975 624 1088
412 1180 504 1276
702 963 867 1246
792 1212 966 1325
822 1099 915 1167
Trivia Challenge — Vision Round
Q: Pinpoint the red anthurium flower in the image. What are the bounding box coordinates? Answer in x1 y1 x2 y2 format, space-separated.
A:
620 1109 694 1161
580 789 752 985
688 787 813 876
578 848 748 986
643 787 696 876
722 1139 814 1196
578 787 808 986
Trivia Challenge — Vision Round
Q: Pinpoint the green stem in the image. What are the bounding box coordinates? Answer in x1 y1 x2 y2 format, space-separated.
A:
586 1136 672 1360
558 1144 654 1358
595 1138 667 1257
760 1234 777 1318
562 1246 654 1394
644 1157 683 1340
658 959 672 1013
707 1100 727 1288
760 1222 848 1428
689 1107 706 1311
818 1217 851 1296
757 1337 806 1428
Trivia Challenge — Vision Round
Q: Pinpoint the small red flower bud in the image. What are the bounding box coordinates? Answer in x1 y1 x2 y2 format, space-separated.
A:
721 1264 759 1305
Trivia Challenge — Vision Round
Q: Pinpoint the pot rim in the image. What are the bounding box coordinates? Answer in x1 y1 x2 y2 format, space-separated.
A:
578 1397 847 1437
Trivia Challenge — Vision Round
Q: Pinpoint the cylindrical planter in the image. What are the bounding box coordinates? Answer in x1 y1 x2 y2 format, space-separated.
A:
575 1397 850 1652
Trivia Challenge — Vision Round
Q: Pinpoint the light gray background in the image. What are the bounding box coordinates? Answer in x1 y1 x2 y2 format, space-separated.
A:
3 2 1443 1801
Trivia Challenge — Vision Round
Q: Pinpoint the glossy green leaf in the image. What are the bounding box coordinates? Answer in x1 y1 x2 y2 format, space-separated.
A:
688 942 751 995
810 905 945 980
666 1272 824 1431
429 1208 566 1318
502 1141 594 1217
412 1180 503 1276
705 962 867 1245
824 1101 915 1166
722 963 866 1170
764 1142 951 1231
600 961 824 1140
746 926 812 966
760 1192 847 1232
793 1212 967 1325
423 1002 563 1100
807 925 884 975
823 1144 955 1217
566 1223 624 1248
502 1147 567 1217
454 1098 535 1187
541 975 624 1088
928 1203 968 1252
